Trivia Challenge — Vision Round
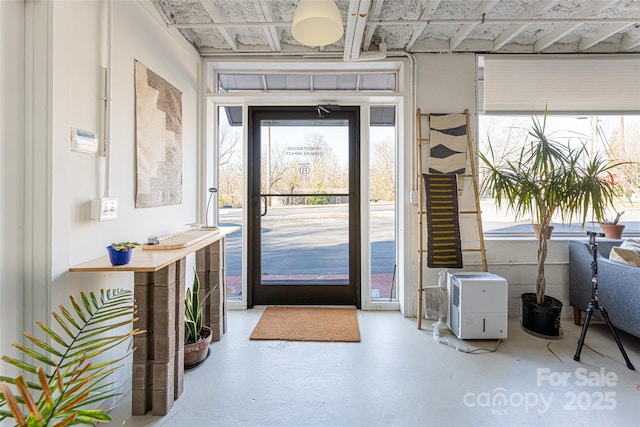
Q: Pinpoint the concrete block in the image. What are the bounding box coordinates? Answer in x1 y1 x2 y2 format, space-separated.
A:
153 333 176 363
152 387 174 416
134 309 151 332
174 348 184 372
132 388 151 416
196 249 207 272
176 319 185 349
153 284 176 315
133 336 150 363
134 284 151 310
134 272 154 286
176 257 186 286
154 263 176 286
132 363 151 390
207 271 222 288
174 372 184 399
152 359 175 391
153 301 176 334
174 348 184 398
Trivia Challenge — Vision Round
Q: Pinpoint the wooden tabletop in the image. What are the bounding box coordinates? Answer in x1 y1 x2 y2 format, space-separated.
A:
69 226 240 273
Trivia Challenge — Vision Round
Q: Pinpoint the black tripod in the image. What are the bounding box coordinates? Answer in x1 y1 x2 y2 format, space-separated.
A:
574 231 635 370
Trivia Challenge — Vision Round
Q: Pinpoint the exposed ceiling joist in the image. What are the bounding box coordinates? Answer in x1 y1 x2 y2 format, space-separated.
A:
449 0 500 50
493 0 559 50
343 0 372 62
406 0 442 51
198 0 238 51
579 22 634 51
362 0 384 51
156 0 640 56
534 0 619 52
620 35 640 51
252 0 281 51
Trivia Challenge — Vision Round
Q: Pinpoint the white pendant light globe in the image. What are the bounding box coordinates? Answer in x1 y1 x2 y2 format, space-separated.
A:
292 0 344 47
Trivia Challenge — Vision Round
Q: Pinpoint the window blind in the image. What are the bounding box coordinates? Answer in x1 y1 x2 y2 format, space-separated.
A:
483 55 640 114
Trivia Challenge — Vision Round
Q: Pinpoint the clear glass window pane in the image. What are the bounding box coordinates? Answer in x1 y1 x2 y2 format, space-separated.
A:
370 106 397 300
217 106 243 300
479 114 640 236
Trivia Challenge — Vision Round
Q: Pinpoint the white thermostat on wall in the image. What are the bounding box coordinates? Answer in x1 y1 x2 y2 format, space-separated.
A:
70 128 99 154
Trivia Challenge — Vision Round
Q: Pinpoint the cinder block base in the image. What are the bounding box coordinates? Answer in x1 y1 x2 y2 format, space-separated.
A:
152 385 174 416
132 388 151 415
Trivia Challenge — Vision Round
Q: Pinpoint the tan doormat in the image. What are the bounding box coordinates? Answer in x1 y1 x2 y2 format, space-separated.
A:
250 306 361 342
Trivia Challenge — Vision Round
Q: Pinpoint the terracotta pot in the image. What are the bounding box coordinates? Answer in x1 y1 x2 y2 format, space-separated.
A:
532 224 554 239
184 326 212 369
599 223 625 239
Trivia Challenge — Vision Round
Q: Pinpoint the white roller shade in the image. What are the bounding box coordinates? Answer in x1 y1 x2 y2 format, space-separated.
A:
484 55 640 114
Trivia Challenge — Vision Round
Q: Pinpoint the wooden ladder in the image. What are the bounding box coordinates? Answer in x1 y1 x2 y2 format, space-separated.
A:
416 108 488 329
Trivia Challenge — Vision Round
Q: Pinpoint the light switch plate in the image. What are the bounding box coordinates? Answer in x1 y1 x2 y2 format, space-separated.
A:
90 198 118 221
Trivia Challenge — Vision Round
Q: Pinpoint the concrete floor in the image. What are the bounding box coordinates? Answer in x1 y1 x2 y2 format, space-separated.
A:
108 310 640 427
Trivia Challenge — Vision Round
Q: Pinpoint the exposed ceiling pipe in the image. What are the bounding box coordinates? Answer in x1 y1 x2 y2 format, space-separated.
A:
101 0 113 198
168 17 640 29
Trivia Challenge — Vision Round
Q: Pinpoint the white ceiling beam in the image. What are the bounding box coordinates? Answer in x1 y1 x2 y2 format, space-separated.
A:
534 0 618 52
199 0 238 51
252 0 281 52
406 0 442 51
579 22 634 51
362 0 384 51
344 0 372 62
620 34 640 51
449 0 500 50
493 0 558 50
342 0 360 61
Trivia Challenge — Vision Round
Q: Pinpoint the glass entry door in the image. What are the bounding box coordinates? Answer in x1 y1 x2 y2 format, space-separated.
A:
247 106 360 307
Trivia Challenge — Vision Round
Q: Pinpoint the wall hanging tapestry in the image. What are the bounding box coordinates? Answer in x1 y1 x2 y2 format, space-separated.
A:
423 173 463 268
134 60 182 208
428 113 468 175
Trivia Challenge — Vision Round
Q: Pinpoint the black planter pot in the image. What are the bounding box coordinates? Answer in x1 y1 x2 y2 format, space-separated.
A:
521 293 563 337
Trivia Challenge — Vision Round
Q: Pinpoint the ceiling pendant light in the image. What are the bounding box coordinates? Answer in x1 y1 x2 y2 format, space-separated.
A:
292 0 343 47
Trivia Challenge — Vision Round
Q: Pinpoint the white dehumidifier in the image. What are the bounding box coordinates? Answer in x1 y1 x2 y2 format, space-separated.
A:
447 272 508 339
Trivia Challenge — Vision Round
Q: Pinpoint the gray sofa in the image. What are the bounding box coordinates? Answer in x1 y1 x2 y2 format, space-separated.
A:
569 239 640 340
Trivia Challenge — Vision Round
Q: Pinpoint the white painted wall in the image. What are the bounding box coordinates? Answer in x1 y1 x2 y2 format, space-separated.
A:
0 0 25 379
403 53 479 317
0 0 199 411
53 0 200 397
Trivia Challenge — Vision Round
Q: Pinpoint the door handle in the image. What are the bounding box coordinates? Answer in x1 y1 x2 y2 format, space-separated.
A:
260 195 268 216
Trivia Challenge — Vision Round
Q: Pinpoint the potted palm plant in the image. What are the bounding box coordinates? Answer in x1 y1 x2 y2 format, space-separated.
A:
184 270 217 369
479 110 620 337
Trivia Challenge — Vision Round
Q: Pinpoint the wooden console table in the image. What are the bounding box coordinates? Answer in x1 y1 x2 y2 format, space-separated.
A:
69 226 239 416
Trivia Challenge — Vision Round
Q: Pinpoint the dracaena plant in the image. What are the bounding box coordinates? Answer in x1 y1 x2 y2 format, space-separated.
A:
185 270 217 344
0 289 143 426
479 108 622 305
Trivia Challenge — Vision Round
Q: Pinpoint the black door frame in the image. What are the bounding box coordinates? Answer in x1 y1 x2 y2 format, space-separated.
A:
247 106 361 308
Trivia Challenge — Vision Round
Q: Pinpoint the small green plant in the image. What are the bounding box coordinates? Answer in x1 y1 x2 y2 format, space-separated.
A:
601 210 624 225
184 270 217 344
110 241 140 252
0 289 143 426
